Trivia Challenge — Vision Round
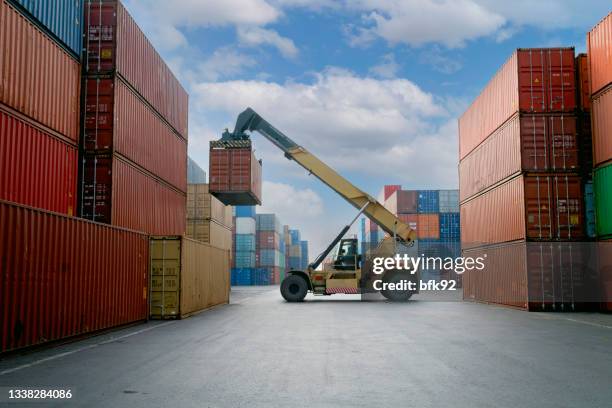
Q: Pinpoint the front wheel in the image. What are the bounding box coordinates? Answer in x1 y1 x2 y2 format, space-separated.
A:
280 275 308 302
380 271 414 302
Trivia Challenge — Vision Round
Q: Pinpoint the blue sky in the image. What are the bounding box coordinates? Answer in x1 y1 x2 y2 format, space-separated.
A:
124 0 610 254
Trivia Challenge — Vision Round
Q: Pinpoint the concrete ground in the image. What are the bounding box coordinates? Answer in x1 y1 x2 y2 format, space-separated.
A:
1 286 611 407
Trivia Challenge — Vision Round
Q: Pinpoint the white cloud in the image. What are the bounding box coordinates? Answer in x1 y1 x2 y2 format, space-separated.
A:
199 47 258 82
237 27 299 59
259 181 323 218
369 53 400 78
419 46 463 74
347 0 506 48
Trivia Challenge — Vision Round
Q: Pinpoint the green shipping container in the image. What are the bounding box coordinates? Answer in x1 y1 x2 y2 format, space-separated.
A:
594 163 612 237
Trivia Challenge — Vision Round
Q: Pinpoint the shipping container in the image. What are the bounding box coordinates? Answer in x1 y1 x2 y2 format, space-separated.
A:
300 241 309 267
288 256 302 270
592 85 612 167
463 241 598 311
256 214 282 233
10 0 83 58
417 214 440 239
234 251 256 268
438 190 459 213
459 113 581 202
235 234 256 252
577 112 593 174
0 200 148 353
1 0 80 141
84 0 188 137
594 163 612 238
461 174 584 248
235 206 256 218
288 244 302 258
84 78 187 191
0 110 77 215
186 184 232 227
378 184 401 202
576 54 590 111
150 236 230 319
231 268 254 286
587 12 612 96
235 217 256 235
440 213 460 240
185 219 232 250
258 249 283 267
187 157 206 184
584 181 596 238
385 190 418 214
209 141 262 205
289 229 301 245
80 154 186 235
418 190 440 213
257 231 281 250
459 48 576 160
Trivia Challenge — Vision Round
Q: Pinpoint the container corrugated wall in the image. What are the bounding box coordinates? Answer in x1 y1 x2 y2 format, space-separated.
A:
84 0 188 137
10 0 83 57
0 0 80 141
594 163 612 237
587 12 612 96
1 110 77 215
1 200 149 353
591 86 612 167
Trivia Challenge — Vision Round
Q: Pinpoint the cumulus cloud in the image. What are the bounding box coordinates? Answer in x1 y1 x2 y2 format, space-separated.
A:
237 27 299 59
199 47 258 82
369 53 400 78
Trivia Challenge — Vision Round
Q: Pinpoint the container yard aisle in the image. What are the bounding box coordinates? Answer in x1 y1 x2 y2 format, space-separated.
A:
1 288 612 408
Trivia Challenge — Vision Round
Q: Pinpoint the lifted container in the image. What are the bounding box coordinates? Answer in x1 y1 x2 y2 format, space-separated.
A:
209 140 262 205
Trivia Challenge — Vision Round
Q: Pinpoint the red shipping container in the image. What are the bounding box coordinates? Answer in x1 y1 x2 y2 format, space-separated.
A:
209 143 262 205
0 0 80 141
385 190 418 214
461 174 584 248
84 77 187 191
0 200 149 352
576 54 590 111
80 154 186 235
463 241 598 311
0 109 77 215
592 86 612 167
587 12 612 96
84 0 188 138
398 214 418 231
379 185 401 201
417 214 439 239
459 113 580 202
256 231 281 250
459 48 576 160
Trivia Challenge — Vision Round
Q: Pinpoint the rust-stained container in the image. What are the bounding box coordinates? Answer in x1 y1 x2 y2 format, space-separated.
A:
385 190 418 214
459 48 576 160
209 141 262 205
576 54 591 111
459 113 580 202
0 0 80 141
587 12 612 96
256 231 281 250
84 78 187 191
0 109 77 215
592 85 612 167
186 184 232 227
185 219 232 250
463 241 598 311
398 214 418 230
80 154 186 235
84 0 188 138
0 200 149 353
417 214 439 239
460 174 584 248
149 236 230 319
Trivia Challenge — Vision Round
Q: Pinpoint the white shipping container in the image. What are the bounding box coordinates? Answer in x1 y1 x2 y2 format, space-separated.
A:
235 217 256 235
438 190 459 213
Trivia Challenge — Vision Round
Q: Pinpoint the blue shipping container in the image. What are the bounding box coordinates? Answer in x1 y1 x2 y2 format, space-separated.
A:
231 268 252 286
288 256 302 270
439 213 460 240
256 214 282 232
584 181 596 238
12 0 83 58
300 241 309 268
235 206 256 218
258 249 282 266
289 230 301 245
418 190 439 213
235 234 256 252
234 251 256 268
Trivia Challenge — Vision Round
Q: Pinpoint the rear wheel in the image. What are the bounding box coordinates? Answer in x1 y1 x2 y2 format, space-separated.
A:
281 274 308 302
380 271 414 302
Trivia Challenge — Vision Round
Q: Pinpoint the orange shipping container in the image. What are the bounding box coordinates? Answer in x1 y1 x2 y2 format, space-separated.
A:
459 48 576 160
417 214 439 239
461 174 584 248
587 12 612 96
592 85 612 167
0 0 80 141
576 54 590 110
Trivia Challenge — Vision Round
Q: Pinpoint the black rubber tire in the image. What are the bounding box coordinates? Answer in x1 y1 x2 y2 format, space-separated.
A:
380 271 414 302
280 274 308 302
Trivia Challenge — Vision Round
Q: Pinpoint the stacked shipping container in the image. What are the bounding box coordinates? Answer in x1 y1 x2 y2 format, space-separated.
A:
186 184 232 250
231 206 257 284
256 214 285 284
80 0 187 235
459 47 597 311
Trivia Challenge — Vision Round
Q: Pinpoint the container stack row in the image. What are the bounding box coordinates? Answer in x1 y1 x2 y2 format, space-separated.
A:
185 184 232 250
256 214 285 284
459 47 598 311
80 0 188 235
